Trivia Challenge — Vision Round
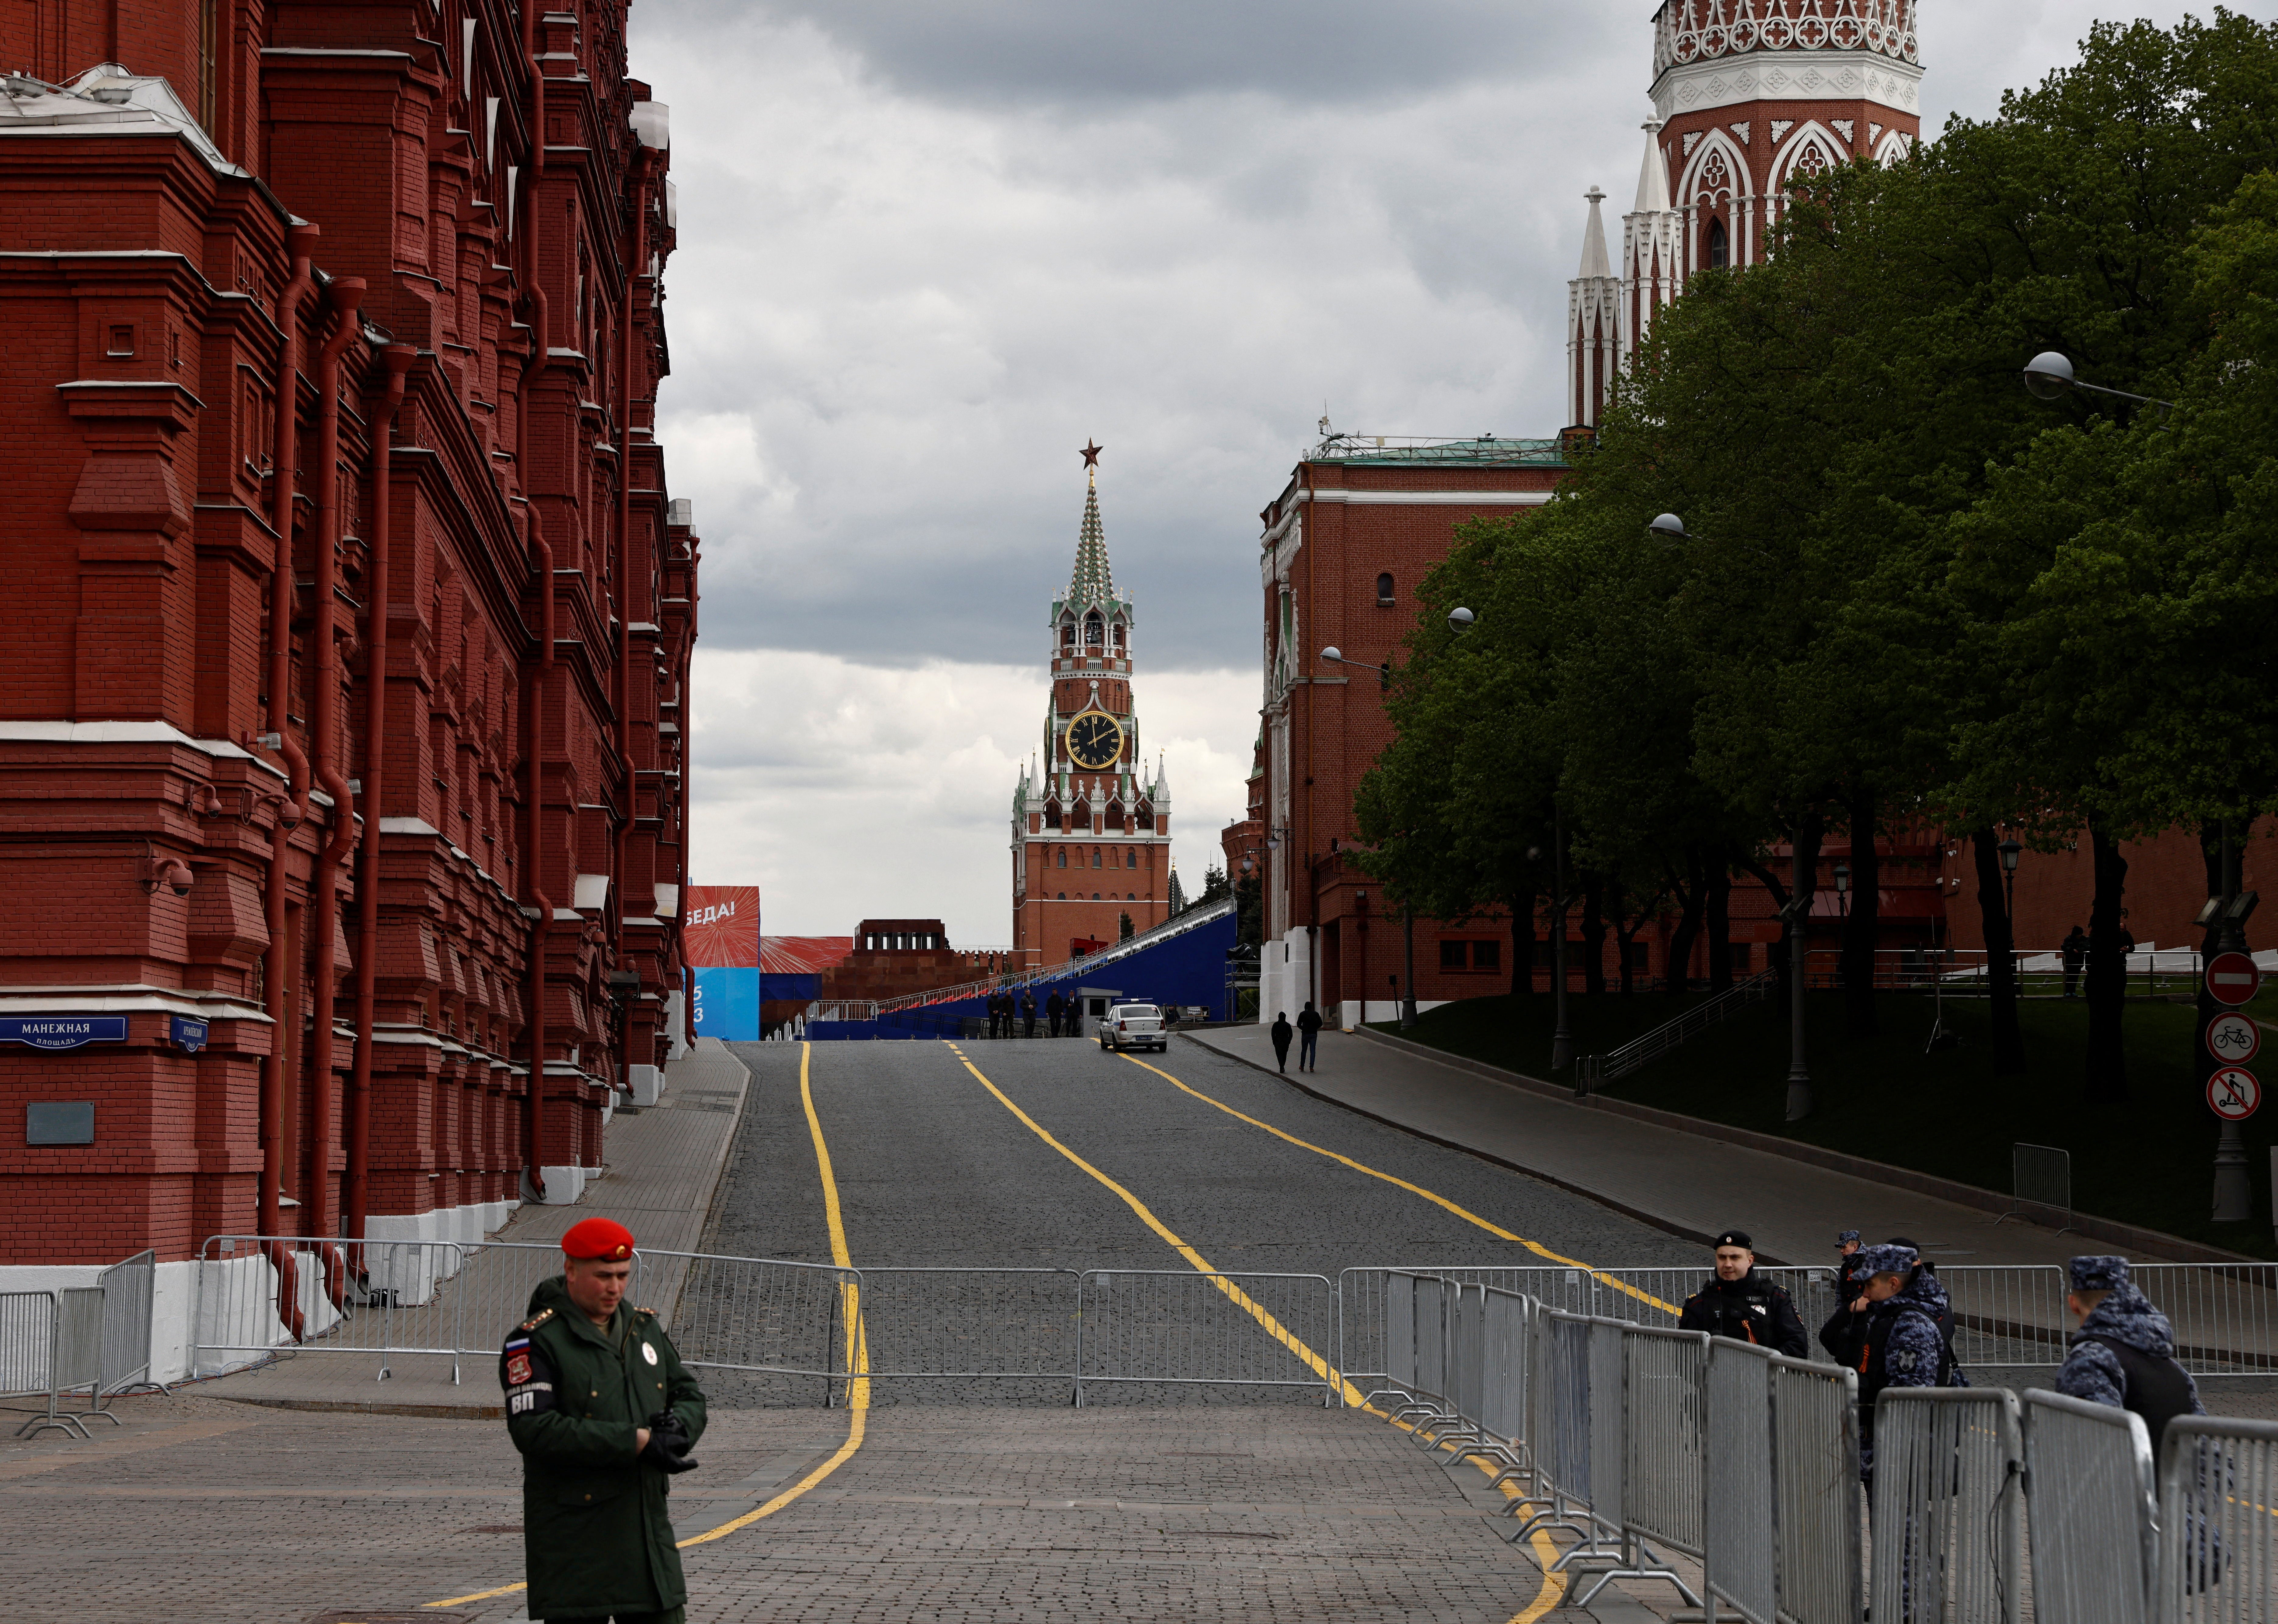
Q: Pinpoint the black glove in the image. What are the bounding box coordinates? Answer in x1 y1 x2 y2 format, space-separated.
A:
640 1410 699 1474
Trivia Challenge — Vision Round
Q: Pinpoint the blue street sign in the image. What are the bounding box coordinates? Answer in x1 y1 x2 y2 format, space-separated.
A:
0 1016 128 1051
170 1015 209 1052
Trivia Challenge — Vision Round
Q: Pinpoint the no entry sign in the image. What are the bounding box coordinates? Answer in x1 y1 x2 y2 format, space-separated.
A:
2206 951 2262 1008
2208 1066 2262 1121
2208 1012 2262 1065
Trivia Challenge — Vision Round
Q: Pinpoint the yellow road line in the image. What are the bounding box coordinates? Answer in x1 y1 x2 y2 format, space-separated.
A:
1119 1052 1678 1316
953 1043 1565 1624
427 1041 867 1609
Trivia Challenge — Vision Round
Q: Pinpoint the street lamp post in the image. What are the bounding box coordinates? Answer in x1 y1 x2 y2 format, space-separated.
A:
1997 836 2022 929
1401 907 1417 1029
1551 804 1573 1075
2022 352 2177 419
2203 821 2258 1223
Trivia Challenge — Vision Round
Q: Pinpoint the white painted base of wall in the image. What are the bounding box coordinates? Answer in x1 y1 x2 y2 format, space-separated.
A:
1256 931 1312 1026
663 991 689 1061
534 1164 589 1204
1339 998 1450 1029
627 1063 663 1106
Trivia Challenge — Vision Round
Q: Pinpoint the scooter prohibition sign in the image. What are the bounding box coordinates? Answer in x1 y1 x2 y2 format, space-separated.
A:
2208 1066 2262 1122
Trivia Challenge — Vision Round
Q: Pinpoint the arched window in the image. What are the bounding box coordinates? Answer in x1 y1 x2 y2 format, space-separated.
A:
1044 801 1061 829
1060 620 1076 650
1057 847 1066 868
1126 847 1138 867
1707 216 1728 268
1092 847 1102 868
1110 620 1123 647
1093 891 1101 900
1057 891 1065 900
1376 572 1394 605
1085 612 1103 646
1127 892 1136 901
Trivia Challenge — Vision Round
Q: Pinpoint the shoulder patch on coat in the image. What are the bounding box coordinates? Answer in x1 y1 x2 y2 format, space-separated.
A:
520 1307 556 1332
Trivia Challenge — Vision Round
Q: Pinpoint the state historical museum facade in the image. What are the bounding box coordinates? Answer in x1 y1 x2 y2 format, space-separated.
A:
0 0 695 1306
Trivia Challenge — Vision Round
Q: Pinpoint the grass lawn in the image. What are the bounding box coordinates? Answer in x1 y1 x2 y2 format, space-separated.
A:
1373 990 2278 1259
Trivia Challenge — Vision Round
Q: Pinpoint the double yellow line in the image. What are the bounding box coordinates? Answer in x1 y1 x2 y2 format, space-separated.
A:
953 1042 1572 1624
429 1044 865 1608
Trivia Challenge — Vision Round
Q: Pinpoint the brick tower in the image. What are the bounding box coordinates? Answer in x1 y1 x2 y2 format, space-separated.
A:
1567 0 1923 423
1010 448 1173 967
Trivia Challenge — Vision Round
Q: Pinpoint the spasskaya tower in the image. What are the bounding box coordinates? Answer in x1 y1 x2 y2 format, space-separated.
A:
1010 444 1174 967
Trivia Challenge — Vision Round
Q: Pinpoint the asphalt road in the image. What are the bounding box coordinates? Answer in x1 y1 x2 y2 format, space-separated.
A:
700 1032 1700 1405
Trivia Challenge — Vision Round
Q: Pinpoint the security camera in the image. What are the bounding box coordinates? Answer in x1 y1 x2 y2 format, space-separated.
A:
146 856 194 897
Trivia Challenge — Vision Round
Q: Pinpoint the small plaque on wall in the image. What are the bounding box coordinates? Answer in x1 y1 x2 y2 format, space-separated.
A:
26 1102 95 1145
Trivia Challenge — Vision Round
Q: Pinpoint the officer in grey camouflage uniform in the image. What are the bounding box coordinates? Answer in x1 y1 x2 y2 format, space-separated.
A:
1851 1243 1958 1489
2055 1256 2204 1450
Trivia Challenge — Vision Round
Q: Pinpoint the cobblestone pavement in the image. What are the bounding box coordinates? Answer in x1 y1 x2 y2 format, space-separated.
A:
0 1391 1591 1623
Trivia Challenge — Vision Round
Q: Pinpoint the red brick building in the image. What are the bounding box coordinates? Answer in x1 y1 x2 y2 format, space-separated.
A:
1010 461 1175 968
0 0 693 1358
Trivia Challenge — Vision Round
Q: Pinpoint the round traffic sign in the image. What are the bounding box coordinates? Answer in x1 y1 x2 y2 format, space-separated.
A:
2208 1012 2262 1065
2206 951 2262 1008
2208 1066 2262 1122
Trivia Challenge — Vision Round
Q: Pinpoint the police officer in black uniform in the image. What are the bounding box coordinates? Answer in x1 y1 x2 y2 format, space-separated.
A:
1676 1228 1809 1356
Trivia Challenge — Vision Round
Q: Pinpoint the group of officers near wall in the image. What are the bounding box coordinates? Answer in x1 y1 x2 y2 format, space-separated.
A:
1677 1227 2207 1483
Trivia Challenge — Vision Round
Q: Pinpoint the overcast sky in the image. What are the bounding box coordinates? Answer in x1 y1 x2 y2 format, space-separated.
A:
633 1 2261 942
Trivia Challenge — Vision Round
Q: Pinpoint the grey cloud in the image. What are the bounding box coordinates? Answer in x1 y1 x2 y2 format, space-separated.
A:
702 2 1630 107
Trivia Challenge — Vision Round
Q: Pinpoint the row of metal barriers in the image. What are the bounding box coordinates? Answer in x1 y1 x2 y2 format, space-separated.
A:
1382 1272 2278 1624
0 1250 162 1438
190 1238 2278 1395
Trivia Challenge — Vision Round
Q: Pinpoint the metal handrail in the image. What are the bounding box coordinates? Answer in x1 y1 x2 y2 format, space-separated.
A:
1574 967 1778 1090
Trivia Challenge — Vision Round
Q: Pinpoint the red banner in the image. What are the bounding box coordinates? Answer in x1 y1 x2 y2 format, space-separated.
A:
683 885 759 968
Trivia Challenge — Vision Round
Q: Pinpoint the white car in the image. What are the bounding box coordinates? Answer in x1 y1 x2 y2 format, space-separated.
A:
1099 1003 1167 1053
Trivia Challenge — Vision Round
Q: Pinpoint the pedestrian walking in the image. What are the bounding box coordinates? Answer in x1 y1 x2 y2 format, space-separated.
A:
1296 1001 1323 1072
500 1216 706 1623
2060 925 2088 998
1270 1011 1293 1073
1850 1242 1961 1490
1021 991 1037 1038
2055 1255 2205 1450
1046 990 1064 1037
1675 1229 1808 1356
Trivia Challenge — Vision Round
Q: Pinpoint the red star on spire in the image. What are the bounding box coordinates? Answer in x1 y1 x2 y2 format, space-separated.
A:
1080 440 1103 469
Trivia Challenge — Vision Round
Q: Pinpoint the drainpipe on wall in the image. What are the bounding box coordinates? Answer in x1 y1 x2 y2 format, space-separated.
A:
258 222 318 1250
302 277 366 1260
344 343 417 1255
613 148 653 1090
522 517 556 1201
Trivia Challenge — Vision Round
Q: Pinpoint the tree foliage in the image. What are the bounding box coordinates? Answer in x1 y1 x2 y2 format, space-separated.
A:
1351 10 2278 1102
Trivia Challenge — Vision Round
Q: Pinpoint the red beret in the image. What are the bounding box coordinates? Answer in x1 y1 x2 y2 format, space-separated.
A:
561 1217 636 1261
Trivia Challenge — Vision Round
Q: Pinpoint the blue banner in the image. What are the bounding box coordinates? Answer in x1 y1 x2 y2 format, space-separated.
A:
0 1016 128 1050
690 967 758 1041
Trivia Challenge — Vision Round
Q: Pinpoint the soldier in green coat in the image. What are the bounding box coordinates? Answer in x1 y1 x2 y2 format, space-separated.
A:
499 1216 708 1622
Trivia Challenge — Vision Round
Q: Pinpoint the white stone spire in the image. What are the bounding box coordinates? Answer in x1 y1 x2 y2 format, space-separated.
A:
1568 185 1620 428
1619 118 1683 382
1633 116 1672 214
1577 185 1611 278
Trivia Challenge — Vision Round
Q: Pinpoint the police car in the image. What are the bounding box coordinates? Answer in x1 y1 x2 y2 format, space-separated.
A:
1098 1003 1167 1053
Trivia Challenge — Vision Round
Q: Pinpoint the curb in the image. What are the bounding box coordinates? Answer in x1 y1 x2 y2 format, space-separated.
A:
1173 1032 1780 1263
214 1394 504 1420
1345 1024 2257 1267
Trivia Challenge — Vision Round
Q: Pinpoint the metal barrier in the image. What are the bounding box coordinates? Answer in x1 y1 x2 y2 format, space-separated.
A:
1868 1388 2023 1624
2023 1389 2155 1624
2132 1263 2278 1375
95 1249 161 1399
1705 1338 1779 1624
0 1291 79 1439
1077 1269 1335 1405
2157 1415 2277 1619
1773 1352 1862 1624
2001 1144 2075 1234
849 1267 1080 1396
664 1251 862 1398
1620 1323 1710 1563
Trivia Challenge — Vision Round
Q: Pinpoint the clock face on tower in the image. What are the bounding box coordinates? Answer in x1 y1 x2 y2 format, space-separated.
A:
1066 708 1125 771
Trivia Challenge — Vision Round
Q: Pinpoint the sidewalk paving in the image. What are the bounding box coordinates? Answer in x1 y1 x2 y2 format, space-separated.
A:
197 1037 754 1416
1184 1024 2161 1270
